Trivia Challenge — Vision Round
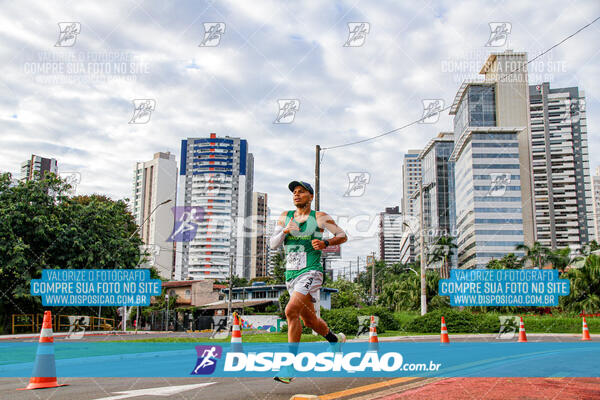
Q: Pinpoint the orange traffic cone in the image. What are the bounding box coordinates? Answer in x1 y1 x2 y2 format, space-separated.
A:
440 317 450 344
231 312 243 352
18 311 68 390
518 316 527 342
582 317 592 341
368 315 379 352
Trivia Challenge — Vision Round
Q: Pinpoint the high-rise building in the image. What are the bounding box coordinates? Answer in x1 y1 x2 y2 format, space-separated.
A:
591 167 600 242
265 217 280 276
379 206 402 264
529 83 593 249
399 150 422 264
419 132 456 237
20 155 58 181
449 50 535 269
250 192 268 279
131 152 178 280
174 133 254 280
416 132 457 271
401 150 422 217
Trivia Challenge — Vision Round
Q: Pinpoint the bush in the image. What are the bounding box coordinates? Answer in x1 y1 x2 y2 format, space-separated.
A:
278 292 290 318
403 309 500 333
280 322 312 334
321 306 401 335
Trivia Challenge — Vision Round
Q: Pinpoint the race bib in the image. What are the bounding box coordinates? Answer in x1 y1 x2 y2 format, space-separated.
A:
286 252 307 271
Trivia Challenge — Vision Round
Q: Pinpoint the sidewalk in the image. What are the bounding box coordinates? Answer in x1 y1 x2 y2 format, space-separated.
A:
0 330 166 340
373 377 600 400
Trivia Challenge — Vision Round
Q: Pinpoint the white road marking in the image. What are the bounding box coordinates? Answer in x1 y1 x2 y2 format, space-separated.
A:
92 382 216 400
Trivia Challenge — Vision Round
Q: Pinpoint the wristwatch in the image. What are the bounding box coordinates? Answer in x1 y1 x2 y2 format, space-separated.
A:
323 240 330 247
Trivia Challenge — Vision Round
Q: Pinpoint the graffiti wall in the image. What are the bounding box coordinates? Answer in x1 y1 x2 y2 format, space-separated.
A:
239 315 285 332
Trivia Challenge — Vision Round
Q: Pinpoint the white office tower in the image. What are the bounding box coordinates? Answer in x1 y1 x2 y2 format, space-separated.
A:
131 152 178 279
449 50 535 269
174 134 254 280
379 206 403 265
529 83 593 249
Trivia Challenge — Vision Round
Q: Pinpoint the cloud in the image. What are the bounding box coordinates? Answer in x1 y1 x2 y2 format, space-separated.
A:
0 0 598 266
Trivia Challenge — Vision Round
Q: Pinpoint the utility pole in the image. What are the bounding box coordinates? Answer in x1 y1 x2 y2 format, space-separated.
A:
419 180 427 316
348 261 352 281
370 252 375 303
356 256 360 282
315 145 321 211
227 254 233 323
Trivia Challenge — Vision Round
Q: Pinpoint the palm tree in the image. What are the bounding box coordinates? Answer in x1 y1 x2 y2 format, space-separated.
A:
560 254 600 313
428 236 457 278
548 247 571 273
515 242 551 269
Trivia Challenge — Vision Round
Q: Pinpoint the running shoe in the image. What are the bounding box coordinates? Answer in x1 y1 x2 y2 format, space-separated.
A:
330 332 346 353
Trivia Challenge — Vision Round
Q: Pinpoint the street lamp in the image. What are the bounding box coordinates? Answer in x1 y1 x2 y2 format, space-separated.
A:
402 181 427 316
129 198 172 240
128 198 172 334
165 294 169 331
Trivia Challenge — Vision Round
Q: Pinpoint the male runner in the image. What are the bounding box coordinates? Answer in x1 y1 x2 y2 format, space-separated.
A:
269 180 348 384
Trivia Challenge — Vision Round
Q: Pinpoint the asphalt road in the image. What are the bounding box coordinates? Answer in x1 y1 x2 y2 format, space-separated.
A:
1 376 432 400
1 334 597 400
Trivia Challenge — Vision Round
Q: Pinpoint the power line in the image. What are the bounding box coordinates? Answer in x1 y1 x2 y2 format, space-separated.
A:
321 16 600 151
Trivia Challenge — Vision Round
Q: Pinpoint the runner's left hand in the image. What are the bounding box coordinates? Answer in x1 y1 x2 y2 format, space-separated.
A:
312 239 326 250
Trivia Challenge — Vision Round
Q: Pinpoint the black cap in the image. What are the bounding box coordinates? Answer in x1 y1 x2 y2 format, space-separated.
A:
288 180 314 195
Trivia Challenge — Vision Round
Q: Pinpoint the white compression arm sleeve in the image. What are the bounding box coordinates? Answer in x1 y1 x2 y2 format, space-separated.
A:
269 225 286 249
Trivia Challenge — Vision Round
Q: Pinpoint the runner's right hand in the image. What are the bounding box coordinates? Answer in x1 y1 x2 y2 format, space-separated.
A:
283 219 300 234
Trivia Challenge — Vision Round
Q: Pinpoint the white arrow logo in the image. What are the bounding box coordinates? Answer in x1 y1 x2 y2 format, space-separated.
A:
93 383 216 400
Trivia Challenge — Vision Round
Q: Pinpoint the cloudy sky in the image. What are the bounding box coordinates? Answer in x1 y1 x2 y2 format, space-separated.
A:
1 0 599 274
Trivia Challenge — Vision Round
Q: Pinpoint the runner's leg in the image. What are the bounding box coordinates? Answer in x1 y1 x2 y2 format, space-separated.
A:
295 292 329 336
285 293 305 343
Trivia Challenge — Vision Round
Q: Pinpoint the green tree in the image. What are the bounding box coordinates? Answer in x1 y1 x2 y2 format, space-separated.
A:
548 247 572 273
516 242 551 268
328 279 367 308
0 172 143 333
356 260 388 298
269 248 286 284
486 253 522 269
428 236 457 278
560 254 600 313
377 270 446 312
231 275 248 288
